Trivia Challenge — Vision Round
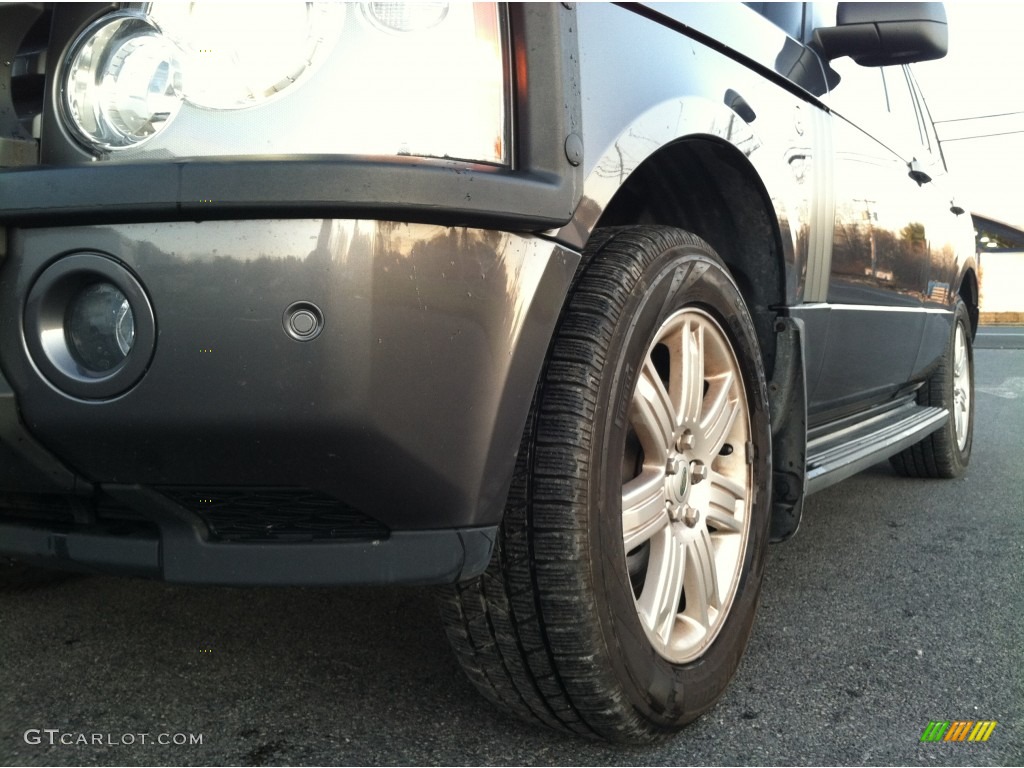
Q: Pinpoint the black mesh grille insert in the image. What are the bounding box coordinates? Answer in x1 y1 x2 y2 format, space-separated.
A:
157 487 389 543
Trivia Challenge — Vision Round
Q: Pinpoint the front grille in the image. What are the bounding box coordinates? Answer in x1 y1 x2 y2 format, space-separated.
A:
157 487 390 543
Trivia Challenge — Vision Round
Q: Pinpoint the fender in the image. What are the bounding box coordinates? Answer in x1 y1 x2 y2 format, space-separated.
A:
560 3 822 309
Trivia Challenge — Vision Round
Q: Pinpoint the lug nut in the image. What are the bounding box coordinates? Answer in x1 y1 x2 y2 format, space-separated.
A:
676 430 695 451
667 501 681 522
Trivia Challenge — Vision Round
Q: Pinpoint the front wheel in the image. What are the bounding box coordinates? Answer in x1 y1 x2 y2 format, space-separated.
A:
439 226 772 741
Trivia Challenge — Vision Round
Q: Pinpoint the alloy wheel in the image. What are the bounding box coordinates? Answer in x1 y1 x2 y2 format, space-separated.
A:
622 308 753 663
952 323 971 452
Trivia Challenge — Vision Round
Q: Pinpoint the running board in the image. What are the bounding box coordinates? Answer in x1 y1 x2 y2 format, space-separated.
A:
806 400 948 494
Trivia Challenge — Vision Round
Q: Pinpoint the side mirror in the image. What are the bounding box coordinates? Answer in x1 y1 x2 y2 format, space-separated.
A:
813 2 948 66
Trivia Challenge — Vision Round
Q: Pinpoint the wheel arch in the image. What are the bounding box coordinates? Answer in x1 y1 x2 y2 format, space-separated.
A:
581 137 808 542
957 265 980 338
594 137 787 379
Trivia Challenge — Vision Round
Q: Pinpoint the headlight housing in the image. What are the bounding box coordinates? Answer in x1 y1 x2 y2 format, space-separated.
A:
62 13 184 149
59 2 509 165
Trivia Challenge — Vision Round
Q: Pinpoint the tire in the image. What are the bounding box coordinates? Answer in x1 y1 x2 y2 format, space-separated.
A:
0 556 73 591
890 298 974 479
438 226 772 741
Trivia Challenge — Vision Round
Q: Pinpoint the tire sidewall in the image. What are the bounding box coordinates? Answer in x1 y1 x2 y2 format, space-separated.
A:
945 301 974 471
587 237 772 729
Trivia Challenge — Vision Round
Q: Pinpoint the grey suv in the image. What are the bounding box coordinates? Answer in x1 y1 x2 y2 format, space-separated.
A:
0 2 975 741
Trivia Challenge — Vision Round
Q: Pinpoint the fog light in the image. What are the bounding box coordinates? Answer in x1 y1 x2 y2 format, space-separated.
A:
25 253 156 399
66 283 136 373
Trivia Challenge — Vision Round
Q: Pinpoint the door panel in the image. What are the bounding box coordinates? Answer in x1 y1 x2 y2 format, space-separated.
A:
808 60 943 415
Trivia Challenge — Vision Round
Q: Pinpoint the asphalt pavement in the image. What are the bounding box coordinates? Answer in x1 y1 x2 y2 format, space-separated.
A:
1 347 1022 766
976 325 1024 349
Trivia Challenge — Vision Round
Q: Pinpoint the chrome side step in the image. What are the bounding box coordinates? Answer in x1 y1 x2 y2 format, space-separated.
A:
806 398 948 494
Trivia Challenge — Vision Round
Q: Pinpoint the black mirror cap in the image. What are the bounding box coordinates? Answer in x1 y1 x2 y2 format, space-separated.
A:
814 2 948 66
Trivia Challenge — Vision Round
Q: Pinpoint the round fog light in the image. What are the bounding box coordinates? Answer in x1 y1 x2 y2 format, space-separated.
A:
25 252 156 399
66 283 136 373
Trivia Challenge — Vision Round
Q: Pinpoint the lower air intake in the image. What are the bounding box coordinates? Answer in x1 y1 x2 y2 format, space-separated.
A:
157 487 389 543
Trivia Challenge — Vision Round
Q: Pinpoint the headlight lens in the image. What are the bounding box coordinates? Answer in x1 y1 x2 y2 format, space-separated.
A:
59 2 508 165
148 2 345 110
364 2 450 32
63 13 184 149
66 283 136 373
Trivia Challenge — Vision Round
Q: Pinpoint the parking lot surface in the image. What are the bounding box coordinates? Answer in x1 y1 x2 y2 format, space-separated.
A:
1 347 1021 766
976 325 1024 349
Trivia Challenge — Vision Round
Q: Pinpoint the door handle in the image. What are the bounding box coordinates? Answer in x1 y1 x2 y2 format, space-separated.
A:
908 159 932 185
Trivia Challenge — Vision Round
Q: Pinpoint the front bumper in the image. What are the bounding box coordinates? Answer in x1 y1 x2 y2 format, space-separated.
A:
0 505 498 586
0 218 579 584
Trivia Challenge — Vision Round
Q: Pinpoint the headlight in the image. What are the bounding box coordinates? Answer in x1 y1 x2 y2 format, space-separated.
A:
147 2 345 110
59 2 509 165
62 13 184 149
363 2 450 32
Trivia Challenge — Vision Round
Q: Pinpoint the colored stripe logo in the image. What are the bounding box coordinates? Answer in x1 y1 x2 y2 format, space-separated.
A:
920 720 997 742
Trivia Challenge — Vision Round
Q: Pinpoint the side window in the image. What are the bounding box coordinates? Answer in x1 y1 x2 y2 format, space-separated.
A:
881 66 925 158
743 2 804 39
907 68 949 169
824 59 927 161
823 56 889 138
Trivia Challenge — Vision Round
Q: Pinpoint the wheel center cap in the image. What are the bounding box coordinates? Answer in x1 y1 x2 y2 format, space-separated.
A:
666 454 710 512
665 457 707 526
